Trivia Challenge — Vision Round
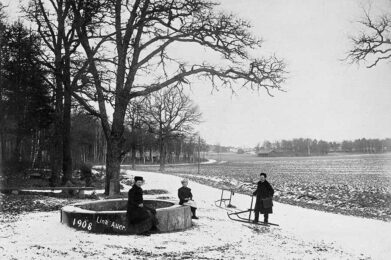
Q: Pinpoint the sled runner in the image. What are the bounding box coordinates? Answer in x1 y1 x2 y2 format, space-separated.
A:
225 195 279 226
227 211 279 226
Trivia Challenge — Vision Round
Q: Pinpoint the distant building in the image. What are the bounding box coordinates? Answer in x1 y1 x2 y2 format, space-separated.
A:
229 147 238 153
257 149 279 157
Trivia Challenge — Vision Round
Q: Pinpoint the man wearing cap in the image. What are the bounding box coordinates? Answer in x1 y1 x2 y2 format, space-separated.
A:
127 176 157 232
252 172 274 224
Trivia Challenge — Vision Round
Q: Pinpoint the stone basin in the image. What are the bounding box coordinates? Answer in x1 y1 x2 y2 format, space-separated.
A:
61 199 192 234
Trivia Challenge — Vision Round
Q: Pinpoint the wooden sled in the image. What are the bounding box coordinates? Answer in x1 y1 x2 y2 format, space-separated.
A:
214 188 237 210
225 195 279 226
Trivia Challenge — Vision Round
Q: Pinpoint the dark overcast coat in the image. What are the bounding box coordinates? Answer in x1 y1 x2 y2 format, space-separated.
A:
253 180 275 214
127 185 151 224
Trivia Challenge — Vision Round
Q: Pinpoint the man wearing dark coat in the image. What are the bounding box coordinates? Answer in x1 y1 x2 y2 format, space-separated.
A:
252 172 274 224
127 176 157 234
178 179 198 219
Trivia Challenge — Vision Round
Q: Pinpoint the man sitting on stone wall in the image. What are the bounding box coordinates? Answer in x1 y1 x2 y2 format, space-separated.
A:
178 178 199 219
127 176 157 235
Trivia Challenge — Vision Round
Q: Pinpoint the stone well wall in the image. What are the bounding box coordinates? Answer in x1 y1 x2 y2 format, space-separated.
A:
61 199 192 234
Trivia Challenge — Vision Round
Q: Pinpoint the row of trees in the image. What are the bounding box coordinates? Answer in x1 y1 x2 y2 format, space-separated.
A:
255 138 391 156
72 110 206 170
0 18 204 174
1 1 286 195
256 139 330 156
340 138 391 153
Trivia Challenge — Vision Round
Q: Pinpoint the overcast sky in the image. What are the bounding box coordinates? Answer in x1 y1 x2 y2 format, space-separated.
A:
3 0 390 148
187 0 391 147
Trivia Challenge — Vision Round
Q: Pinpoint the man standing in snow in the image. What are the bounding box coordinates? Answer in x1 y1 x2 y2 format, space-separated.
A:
252 173 274 224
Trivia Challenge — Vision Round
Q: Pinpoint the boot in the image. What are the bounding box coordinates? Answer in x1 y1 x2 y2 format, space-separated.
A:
191 207 199 219
264 214 269 224
139 231 151 236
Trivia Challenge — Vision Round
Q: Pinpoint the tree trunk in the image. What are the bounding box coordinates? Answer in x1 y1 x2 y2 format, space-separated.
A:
131 145 136 170
139 145 145 164
14 123 24 162
105 138 122 195
62 60 72 184
0 130 4 168
50 120 63 187
49 18 65 186
62 99 72 183
0 22 3 166
31 130 38 168
105 102 127 195
149 147 153 164
139 137 145 164
94 127 98 163
0 134 2 176
159 137 165 172
50 75 63 187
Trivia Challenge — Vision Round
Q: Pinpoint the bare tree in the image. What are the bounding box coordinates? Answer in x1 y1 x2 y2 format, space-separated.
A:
25 0 73 185
348 5 391 68
143 87 202 171
70 0 286 195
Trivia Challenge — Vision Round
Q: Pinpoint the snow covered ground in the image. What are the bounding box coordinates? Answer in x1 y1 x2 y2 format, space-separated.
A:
1 169 390 259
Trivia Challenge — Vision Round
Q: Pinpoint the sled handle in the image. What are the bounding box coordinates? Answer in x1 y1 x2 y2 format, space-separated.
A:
248 195 254 221
219 189 224 206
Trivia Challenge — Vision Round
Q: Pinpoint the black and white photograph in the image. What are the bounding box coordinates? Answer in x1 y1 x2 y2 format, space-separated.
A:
0 0 390 259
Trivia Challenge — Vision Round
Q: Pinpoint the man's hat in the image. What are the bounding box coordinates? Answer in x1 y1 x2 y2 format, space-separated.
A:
134 176 144 182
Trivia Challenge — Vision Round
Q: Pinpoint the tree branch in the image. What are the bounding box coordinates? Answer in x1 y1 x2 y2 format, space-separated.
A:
347 8 391 68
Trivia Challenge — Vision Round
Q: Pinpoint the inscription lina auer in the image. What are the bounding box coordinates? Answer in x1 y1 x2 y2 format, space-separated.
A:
72 216 126 231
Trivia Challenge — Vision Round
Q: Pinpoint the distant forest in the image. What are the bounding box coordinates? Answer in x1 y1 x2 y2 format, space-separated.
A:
253 138 391 156
208 138 391 157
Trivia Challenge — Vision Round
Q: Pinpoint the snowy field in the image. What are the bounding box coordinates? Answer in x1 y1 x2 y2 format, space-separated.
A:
136 153 391 221
1 169 390 259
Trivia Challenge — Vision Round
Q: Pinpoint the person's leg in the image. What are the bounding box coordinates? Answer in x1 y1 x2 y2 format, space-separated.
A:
253 210 259 223
191 207 199 219
142 207 158 229
263 213 269 223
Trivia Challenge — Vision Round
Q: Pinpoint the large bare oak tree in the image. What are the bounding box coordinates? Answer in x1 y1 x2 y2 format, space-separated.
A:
70 0 286 195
